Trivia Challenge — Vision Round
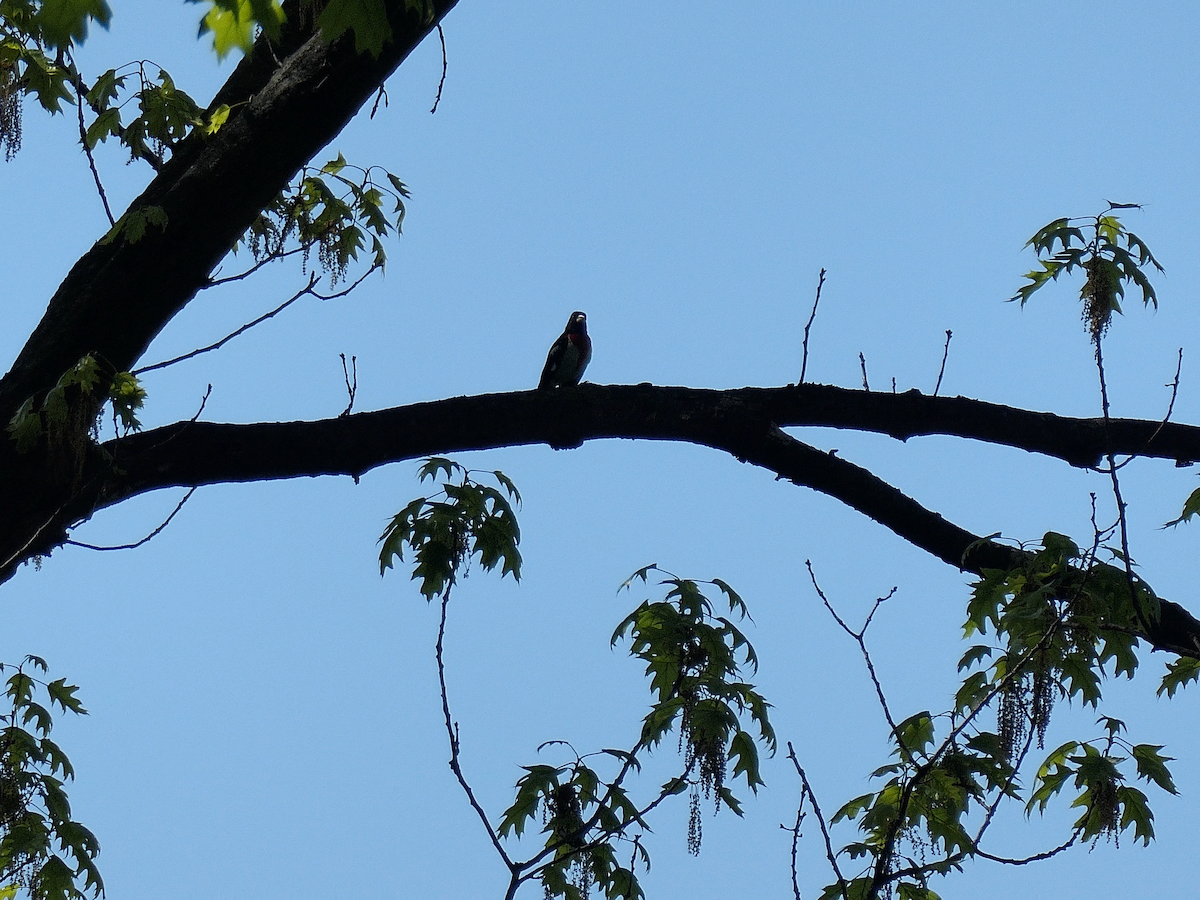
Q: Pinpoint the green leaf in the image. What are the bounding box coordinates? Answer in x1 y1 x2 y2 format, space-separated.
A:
1131 744 1177 795
321 152 349 175
204 103 231 136
36 0 112 51
957 644 993 671
195 0 285 59
727 729 763 792
1164 486 1200 527
1117 785 1155 845
45 679 86 716
103 205 169 245
317 0 394 57
1158 656 1200 698
84 107 121 148
832 792 875 824
6 396 42 453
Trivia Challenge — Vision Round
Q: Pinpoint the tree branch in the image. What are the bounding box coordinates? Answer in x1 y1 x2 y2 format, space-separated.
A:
33 382 1191 656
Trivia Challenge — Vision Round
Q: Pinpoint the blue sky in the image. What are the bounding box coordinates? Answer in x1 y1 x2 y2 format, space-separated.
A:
4 2 1200 897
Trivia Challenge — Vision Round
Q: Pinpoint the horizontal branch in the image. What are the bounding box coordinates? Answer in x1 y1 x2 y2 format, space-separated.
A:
73 383 1200 656
102 382 1200 493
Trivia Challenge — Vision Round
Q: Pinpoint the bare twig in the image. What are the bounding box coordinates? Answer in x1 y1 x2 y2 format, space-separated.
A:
933 329 952 397
859 353 870 391
1094 338 1153 636
1144 347 1184 449
806 562 902 750
369 84 388 119
65 488 196 551
133 274 321 374
973 832 1081 866
782 797 806 900
339 354 358 417
430 23 448 114
787 743 847 898
73 73 115 226
203 245 309 288
436 585 515 871
799 267 826 383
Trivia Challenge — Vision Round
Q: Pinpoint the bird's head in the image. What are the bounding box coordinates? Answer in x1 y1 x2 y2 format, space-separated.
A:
566 311 587 333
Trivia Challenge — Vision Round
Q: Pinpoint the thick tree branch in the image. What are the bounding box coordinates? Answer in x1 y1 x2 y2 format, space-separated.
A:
0 1 459 579
104 382 1200 491
8 383 1188 655
0 0 459 420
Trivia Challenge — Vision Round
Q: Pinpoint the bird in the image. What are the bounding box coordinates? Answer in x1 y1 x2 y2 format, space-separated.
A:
538 311 591 389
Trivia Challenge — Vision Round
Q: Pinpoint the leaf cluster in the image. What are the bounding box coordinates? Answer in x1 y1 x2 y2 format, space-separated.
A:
492 571 773 898
1012 207 1163 341
378 458 521 600
824 715 1015 900
819 531 1177 898
239 153 410 283
612 570 775 829
1 0 110 136
963 532 1148 720
1027 718 1176 846
6 354 147 453
499 755 650 900
0 656 99 900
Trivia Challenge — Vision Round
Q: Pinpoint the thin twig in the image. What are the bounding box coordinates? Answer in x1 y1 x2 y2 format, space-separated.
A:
203 245 308 288
859 352 870 391
782 795 806 900
339 354 358 417
787 743 848 899
799 268 826 383
806 562 903 751
369 84 388 119
65 488 196 551
133 273 320 374
933 329 952 397
1144 347 1185 450
72 72 115 225
973 832 1081 866
430 23 448 114
436 585 515 870
1094 338 1153 636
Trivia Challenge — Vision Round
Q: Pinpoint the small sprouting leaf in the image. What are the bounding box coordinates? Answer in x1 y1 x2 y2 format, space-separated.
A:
204 103 231 136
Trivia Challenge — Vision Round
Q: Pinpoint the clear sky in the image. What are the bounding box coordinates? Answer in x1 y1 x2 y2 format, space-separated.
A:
3 2 1200 897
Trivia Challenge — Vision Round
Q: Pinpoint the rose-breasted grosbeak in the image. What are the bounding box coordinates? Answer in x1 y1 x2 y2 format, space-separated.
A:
538 311 591 389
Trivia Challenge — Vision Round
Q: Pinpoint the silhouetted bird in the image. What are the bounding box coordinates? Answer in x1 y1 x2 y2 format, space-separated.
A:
538 311 591 389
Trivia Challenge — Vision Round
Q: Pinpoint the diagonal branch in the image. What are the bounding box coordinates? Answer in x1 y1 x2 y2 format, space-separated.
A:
0 0 460 421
